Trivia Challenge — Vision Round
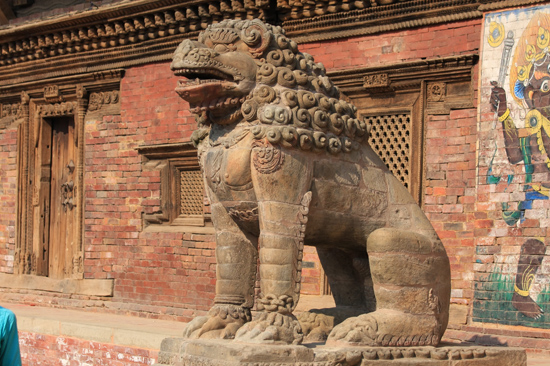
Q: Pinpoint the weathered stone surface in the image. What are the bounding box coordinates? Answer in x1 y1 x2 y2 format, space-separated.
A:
0 273 114 296
171 19 451 347
153 339 527 366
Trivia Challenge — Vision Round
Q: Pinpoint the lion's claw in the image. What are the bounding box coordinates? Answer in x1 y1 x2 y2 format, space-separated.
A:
235 312 303 345
183 304 251 340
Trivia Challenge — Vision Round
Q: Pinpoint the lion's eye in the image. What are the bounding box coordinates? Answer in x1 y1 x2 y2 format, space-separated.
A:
214 44 229 53
542 79 550 93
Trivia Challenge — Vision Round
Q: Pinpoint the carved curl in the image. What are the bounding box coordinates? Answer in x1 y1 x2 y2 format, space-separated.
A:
240 20 271 57
257 63 278 85
241 100 258 121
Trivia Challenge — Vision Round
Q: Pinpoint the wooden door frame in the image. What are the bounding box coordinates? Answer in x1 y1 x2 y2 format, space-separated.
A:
22 96 86 278
11 75 121 279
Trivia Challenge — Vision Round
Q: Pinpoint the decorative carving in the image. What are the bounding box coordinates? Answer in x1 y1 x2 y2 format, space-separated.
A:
76 85 87 99
20 91 30 105
72 255 83 275
88 91 119 111
173 24 367 156
427 82 446 102
364 73 390 88
328 54 478 95
252 139 285 174
173 19 451 347
228 207 258 222
182 304 252 340
13 251 20 270
1 103 22 119
327 54 477 205
60 180 76 211
156 339 523 366
283 0 482 43
0 1 484 86
43 85 61 102
37 102 76 117
294 191 312 297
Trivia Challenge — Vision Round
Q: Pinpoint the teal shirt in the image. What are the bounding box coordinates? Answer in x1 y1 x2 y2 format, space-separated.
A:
0 307 21 366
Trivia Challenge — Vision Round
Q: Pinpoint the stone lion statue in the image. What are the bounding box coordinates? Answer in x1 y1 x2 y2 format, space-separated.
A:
171 19 451 347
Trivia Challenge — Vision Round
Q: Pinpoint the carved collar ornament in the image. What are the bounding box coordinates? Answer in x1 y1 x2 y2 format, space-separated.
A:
172 19 369 155
0 0 534 86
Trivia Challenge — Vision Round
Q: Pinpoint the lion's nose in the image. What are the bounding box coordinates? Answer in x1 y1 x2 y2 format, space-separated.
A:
171 39 206 68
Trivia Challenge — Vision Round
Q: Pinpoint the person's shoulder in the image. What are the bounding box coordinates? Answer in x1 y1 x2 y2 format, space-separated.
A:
0 306 16 321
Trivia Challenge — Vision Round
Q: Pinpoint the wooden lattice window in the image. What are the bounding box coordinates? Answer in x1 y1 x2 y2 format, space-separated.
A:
180 170 204 216
139 143 209 228
170 158 205 226
366 113 412 189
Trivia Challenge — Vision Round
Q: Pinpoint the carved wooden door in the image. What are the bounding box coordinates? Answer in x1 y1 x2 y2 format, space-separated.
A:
34 116 77 278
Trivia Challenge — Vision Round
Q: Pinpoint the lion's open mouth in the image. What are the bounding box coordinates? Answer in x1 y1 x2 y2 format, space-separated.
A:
174 67 241 107
174 67 247 124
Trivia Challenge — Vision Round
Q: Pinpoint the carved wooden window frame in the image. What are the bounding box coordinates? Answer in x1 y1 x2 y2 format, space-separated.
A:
328 54 477 205
138 142 211 230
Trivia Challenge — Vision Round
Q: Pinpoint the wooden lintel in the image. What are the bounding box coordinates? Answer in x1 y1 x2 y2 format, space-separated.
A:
0 0 15 25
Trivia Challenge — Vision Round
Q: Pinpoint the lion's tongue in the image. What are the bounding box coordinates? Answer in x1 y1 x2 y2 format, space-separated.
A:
176 81 226 105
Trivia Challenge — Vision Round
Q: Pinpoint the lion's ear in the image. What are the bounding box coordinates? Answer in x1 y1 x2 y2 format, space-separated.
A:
241 20 272 57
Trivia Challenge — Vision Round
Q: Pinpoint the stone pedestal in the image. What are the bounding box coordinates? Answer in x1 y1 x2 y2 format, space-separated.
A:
154 338 527 366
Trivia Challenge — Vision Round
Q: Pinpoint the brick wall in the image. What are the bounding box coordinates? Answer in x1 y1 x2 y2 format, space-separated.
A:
301 246 324 295
300 19 481 69
0 125 17 274
81 62 216 319
19 331 158 366
424 109 479 306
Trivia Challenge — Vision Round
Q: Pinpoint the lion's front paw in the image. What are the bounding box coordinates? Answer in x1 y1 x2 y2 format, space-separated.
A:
183 304 251 340
183 316 209 339
327 313 378 346
235 312 303 345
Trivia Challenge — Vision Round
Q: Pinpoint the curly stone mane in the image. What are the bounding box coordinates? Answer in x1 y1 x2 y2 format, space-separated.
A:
190 19 369 154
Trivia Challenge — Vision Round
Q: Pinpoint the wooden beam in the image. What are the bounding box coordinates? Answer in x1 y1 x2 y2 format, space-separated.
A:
0 0 15 25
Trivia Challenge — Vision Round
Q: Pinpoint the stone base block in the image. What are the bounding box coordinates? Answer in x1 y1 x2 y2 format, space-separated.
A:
154 338 527 366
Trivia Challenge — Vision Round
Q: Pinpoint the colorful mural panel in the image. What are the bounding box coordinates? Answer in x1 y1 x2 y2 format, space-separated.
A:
476 5 550 327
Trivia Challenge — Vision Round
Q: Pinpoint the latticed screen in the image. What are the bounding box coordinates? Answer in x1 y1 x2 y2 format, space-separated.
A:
366 114 411 188
180 169 204 216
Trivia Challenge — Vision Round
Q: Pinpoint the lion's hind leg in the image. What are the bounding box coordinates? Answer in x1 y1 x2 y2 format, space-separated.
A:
327 228 451 346
296 248 374 342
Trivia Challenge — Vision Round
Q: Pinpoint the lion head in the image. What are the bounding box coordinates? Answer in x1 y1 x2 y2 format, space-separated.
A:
171 19 369 154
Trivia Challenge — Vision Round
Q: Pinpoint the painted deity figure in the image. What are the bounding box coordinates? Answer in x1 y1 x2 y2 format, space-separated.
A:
490 12 550 319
